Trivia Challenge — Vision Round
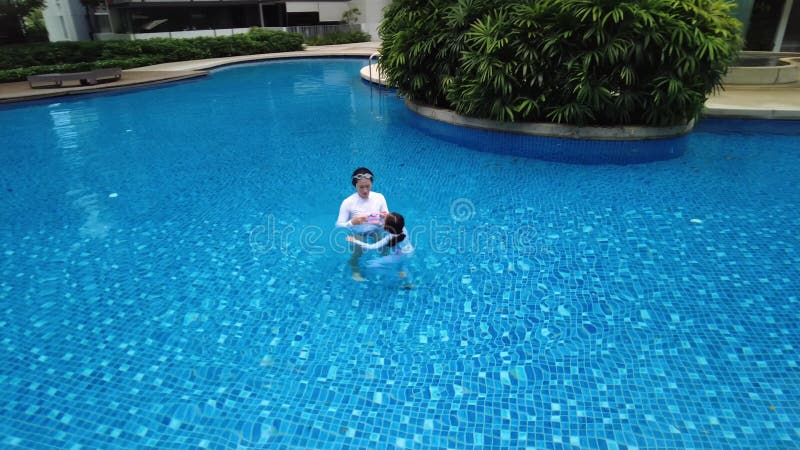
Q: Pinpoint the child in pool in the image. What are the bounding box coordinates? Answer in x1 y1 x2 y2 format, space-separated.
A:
346 212 414 286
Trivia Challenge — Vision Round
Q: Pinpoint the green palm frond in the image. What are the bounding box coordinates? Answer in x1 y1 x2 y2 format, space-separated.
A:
379 0 742 126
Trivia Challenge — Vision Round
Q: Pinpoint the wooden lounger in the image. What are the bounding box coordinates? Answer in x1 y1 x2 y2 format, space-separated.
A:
28 67 123 88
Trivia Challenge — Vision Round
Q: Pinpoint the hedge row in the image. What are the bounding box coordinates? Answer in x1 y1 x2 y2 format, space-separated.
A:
0 28 303 82
0 57 166 83
305 31 371 46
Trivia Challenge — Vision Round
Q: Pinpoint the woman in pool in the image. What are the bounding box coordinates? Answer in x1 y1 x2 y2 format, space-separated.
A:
346 212 414 286
336 167 388 281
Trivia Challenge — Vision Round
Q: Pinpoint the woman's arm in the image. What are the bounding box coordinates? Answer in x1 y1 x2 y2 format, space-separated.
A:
346 234 391 250
335 198 353 228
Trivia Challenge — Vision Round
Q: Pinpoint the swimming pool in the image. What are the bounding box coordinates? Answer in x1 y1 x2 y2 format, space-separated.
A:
1 58 799 449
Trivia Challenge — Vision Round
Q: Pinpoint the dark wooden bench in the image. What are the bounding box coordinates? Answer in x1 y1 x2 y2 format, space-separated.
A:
28 67 123 88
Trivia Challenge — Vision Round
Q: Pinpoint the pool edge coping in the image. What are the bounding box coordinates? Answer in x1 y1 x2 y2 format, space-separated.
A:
0 44 379 105
404 98 695 141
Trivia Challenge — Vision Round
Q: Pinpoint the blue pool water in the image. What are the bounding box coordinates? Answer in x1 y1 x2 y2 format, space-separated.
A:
1 58 799 449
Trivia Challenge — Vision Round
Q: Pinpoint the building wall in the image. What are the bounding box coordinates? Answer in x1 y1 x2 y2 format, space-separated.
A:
286 2 349 22
348 0 390 41
40 0 777 46
732 0 756 34
43 0 90 41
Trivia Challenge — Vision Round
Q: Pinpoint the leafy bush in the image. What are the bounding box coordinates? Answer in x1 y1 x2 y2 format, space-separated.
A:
379 0 743 126
305 31 371 46
0 57 165 83
23 8 48 42
0 41 106 68
0 28 303 82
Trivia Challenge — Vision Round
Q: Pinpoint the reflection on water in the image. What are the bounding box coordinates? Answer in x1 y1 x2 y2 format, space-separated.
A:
49 105 112 239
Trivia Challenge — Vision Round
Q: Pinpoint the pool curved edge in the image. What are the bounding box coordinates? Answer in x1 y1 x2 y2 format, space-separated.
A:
404 98 694 141
1 44 379 105
0 71 208 105
403 100 690 165
723 51 800 85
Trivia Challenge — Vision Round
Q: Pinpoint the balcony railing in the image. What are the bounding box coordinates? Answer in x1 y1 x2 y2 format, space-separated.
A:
281 24 361 40
95 24 363 41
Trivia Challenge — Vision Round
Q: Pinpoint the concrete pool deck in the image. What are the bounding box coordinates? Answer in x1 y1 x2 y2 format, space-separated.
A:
1 41 799 120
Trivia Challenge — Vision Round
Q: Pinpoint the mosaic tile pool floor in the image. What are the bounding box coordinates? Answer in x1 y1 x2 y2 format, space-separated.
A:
1 58 799 449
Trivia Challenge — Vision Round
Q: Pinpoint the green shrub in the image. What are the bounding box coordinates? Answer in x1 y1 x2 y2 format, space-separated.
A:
379 0 743 126
0 56 166 83
23 8 49 42
0 41 102 68
0 28 303 82
305 31 371 46
99 40 145 59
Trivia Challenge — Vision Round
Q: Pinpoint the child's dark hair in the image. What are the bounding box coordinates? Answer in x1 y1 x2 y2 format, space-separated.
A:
384 213 406 247
351 167 374 186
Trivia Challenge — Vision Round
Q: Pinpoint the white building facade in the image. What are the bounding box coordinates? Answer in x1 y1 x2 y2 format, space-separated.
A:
347 0 389 43
42 0 390 42
42 0 91 41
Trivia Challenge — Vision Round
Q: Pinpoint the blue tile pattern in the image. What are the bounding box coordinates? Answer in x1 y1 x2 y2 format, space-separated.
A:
1 58 799 449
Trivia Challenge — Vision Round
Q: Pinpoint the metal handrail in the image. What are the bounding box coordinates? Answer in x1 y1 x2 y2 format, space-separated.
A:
368 52 381 90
